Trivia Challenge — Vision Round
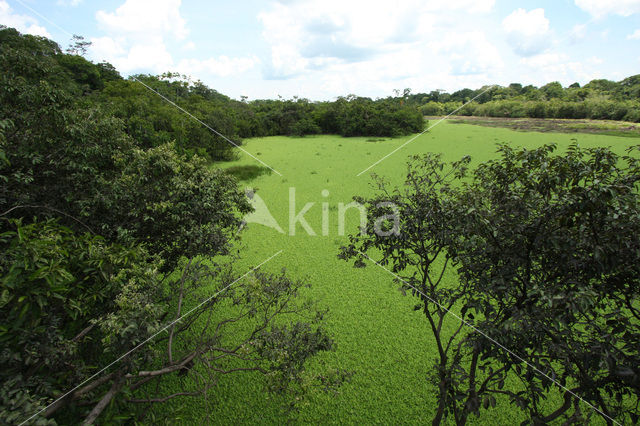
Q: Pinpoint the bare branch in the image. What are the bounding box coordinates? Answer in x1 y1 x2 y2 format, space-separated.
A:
82 375 123 425
168 258 192 363
126 352 198 379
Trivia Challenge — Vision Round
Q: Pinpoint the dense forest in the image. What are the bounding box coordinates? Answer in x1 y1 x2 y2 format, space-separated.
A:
410 78 640 122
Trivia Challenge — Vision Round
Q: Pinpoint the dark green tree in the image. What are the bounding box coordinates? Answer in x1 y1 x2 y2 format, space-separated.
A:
341 144 640 425
540 81 564 99
1 27 346 424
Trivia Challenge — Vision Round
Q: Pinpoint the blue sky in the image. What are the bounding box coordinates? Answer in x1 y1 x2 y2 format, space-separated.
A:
2 0 639 100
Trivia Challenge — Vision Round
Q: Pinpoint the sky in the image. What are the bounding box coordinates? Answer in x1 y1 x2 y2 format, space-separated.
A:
1 0 639 100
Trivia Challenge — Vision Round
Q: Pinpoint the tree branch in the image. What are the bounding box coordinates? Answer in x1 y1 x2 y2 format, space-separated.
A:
82 375 123 425
168 258 192 363
125 351 198 379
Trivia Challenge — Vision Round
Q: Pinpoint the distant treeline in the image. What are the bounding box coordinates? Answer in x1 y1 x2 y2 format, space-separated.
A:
102 77 426 160
3 25 639 165
0 26 424 162
409 79 640 122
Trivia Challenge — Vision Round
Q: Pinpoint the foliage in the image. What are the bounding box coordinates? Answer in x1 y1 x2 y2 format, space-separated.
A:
0 30 252 271
65 35 91 57
339 153 485 425
454 144 640 424
244 95 424 138
0 219 164 424
406 76 640 122
96 144 252 270
1 27 343 424
0 219 344 424
340 144 640 424
329 96 425 137
4 23 640 425
55 54 104 92
99 75 241 161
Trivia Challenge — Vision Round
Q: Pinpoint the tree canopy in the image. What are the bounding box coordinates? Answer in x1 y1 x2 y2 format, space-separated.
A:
0 26 348 424
341 144 640 425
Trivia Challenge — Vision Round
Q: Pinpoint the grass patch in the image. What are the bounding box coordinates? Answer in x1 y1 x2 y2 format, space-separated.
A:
156 122 636 424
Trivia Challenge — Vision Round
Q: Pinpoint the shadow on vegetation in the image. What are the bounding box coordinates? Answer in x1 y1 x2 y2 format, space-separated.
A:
224 165 273 181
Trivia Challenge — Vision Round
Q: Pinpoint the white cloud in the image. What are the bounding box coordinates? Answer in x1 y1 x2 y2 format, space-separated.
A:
90 0 256 80
57 0 83 6
502 8 551 56
574 0 640 17
569 24 587 43
90 0 187 73
90 36 127 58
433 31 503 76
176 56 259 77
91 35 173 73
0 0 51 38
519 52 599 86
258 0 497 81
426 0 495 14
245 0 512 99
96 0 187 40
519 52 565 69
628 29 640 39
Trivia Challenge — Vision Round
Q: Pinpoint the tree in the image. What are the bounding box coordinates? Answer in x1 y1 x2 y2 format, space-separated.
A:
540 81 564 100
339 154 486 425
584 78 618 93
508 83 524 95
99 76 240 161
66 34 91 56
0 219 345 424
94 144 252 270
618 74 640 100
454 144 640 425
56 54 104 91
1 27 346 424
341 144 640 425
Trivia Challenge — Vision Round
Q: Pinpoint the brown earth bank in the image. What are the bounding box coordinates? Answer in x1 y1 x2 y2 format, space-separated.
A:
425 115 640 137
